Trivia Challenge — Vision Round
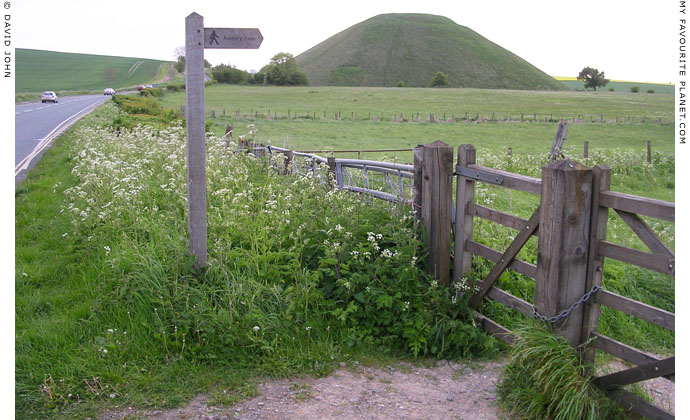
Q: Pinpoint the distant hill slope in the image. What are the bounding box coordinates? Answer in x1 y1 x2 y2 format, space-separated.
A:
296 13 566 90
16 48 170 92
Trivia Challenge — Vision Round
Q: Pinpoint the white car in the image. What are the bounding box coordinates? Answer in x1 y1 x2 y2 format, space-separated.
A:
104 88 115 95
41 91 58 103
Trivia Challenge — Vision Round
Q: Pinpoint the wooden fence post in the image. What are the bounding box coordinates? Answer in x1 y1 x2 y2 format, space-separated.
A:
647 141 652 163
412 146 424 220
581 165 611 366
454 144 476 280
584 141 588 158
534 159 593 346
421 141 454 286
327 157 337 187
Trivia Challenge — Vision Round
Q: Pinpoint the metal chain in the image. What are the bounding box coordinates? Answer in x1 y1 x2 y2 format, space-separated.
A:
532 284 602 326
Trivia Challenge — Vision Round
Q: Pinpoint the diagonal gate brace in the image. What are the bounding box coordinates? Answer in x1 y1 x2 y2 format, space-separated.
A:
468 206 541 308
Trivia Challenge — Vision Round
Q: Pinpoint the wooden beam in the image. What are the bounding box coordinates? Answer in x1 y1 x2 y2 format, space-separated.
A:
608 389 674 420
485 287 535 318
581 165 610 365
468 207 540 308
593 357 674 390
534 159 593 347
595 290 674 331
466 164 542 194
454 144 476 279
600 191 674 222
466 240 537 279
599 242 674 275
472 311 514 344
614 209 674 259
468 203 539 236
421 141 453 285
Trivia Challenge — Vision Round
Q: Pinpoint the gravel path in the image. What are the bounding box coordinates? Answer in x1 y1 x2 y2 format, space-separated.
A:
102 360 508 420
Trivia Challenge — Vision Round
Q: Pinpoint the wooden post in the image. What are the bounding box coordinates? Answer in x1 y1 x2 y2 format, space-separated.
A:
412 146 424 220
284 151 293 174
421 141 453 286
581 165 611 366
647 141 652 163
584 141 588 158
454 145 476 280
534 159 593 346
185 12 207 268
327 157 337 187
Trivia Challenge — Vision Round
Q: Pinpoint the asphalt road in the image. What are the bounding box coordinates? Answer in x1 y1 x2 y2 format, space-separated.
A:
15 93 112 181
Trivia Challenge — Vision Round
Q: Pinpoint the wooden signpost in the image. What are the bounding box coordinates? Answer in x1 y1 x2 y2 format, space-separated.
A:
185 12 262 268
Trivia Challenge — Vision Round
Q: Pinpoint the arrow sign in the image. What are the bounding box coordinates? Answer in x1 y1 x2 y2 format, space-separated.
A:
204 28 263 49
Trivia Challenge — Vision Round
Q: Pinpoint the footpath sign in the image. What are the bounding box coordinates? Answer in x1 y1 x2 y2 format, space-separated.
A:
185 12 262 268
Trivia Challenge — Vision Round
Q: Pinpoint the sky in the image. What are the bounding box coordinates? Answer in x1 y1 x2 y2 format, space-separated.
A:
13 0 677 84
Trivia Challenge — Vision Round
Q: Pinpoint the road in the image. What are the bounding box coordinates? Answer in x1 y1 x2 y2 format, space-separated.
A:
15 94 112 181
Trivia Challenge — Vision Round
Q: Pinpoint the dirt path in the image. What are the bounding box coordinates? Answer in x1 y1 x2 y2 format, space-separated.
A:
99 356 675 419
101 360 508 420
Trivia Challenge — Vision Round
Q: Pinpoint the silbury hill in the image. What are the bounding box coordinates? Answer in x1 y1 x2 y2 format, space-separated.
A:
296 13 567 90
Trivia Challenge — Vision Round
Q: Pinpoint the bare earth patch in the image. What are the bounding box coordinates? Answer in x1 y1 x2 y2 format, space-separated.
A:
101 360 508 420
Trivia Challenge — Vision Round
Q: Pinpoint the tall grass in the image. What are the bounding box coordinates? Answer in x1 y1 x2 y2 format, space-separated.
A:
497 324 625 420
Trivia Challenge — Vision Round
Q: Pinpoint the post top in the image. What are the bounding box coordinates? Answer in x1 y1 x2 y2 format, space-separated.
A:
545 158 590 171
425 140 452 148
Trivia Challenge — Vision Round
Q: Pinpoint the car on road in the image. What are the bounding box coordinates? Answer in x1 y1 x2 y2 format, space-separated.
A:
41 91 58 103
104 88 115 95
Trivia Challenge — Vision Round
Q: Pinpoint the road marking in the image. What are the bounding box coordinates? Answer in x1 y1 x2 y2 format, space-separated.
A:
15 99 104 176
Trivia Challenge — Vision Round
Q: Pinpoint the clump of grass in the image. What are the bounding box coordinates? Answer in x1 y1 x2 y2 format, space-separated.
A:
497 324 624 420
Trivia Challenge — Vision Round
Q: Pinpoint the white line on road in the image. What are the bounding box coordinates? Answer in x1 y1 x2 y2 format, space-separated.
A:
15 100 103 176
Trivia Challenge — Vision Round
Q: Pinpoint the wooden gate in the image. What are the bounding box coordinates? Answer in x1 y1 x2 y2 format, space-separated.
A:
448 143 675 419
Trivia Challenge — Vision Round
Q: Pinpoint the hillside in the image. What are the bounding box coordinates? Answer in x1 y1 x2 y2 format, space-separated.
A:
296 13 567 90
16 48 171 92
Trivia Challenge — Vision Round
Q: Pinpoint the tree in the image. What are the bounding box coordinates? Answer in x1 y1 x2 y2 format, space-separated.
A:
577 67 609 91
430 72 449 87
264 53 309 86
212 64 249 84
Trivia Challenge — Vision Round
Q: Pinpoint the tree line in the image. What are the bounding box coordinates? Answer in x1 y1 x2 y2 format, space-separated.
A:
176 51 309 86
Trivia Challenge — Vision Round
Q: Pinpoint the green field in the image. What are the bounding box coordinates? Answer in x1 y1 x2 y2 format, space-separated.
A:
16 48 171 93
158 84 674 162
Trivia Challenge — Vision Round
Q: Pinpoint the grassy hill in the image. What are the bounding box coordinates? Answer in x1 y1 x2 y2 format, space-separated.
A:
296 13 567 90
16 48 170 93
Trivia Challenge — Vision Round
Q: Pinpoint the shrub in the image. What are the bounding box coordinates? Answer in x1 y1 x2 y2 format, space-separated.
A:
397 80 405 87
140 87 164 97
430 72 449 87
647 89 655 94
608 88 614 92
212 65 249 84
166 84 185 92
630 86 640 93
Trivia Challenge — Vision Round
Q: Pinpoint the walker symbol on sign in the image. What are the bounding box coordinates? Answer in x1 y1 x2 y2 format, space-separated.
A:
209 30 220 45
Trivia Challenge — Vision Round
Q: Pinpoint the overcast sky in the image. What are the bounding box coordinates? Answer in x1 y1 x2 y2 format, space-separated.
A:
15 0 676 84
